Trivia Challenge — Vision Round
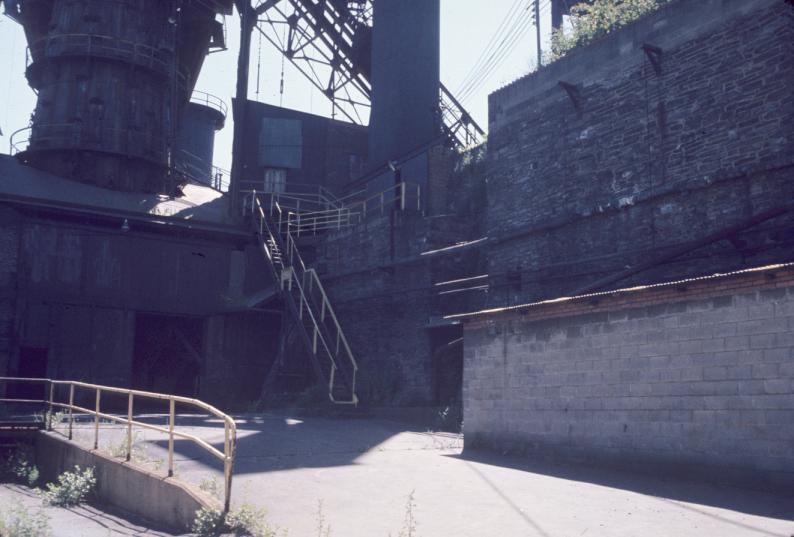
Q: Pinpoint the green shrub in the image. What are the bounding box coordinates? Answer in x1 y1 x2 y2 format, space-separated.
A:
192 503 279 537
1 446 40 487
41 466 96 507
0 501 50 537
192 507 225 536
549 0 670 62
226 503 277 537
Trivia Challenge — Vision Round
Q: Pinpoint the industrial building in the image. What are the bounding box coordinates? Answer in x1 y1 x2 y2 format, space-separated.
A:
1 0 792 492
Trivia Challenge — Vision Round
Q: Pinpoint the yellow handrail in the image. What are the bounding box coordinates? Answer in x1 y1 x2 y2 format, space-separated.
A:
252 196 358 405
0 377 237 512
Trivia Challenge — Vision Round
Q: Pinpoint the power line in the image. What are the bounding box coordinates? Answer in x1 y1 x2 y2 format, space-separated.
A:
458 11 533 103
457 2 531 102
455 0 524 95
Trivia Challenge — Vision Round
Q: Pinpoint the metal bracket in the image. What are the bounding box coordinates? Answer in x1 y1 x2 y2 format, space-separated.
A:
642 44 663 76
558 81 582 115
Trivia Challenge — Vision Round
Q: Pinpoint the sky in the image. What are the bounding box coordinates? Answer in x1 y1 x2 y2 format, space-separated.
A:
0 0 553 172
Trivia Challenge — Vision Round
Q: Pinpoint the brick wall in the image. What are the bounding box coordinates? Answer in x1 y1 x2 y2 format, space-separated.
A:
485 0 794 306
462 266 794 490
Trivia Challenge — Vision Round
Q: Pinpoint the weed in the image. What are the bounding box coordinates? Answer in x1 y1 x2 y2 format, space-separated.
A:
41 466 96 507
104 433 141 460
396 490 418 537
1 446 40 487
199 477 222 500
34 411 67 429
192 503 281 537
315 500 331 537
0 500 50 537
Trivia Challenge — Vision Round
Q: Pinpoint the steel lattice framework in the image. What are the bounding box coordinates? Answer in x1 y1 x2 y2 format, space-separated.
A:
254 0 484 150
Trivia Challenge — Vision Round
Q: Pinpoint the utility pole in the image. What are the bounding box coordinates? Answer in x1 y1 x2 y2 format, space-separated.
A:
534 0 542 69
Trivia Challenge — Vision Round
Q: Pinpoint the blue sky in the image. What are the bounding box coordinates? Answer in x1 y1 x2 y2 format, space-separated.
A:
0 0 553 171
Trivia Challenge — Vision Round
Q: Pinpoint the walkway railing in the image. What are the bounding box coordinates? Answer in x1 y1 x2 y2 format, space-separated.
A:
0 377 237 512
261 182 422 237
190 90 228 119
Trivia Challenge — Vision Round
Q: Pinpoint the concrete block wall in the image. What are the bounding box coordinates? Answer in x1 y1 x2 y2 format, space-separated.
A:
463 266 794 490
485 0 794 306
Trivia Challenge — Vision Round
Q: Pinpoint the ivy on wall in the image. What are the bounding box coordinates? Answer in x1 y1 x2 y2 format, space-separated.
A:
549 0 671 62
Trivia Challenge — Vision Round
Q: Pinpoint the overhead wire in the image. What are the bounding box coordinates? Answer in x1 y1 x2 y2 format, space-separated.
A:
454 0 524 96
456 1 531 101
457 13 532 103
457 0 536 103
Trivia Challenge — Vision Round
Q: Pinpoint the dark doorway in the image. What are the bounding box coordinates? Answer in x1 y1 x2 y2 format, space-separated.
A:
431 326 464 431
10 347 49 400
132 314 203 398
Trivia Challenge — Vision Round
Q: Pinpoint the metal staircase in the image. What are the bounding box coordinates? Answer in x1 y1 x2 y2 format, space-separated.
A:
250 192 359 405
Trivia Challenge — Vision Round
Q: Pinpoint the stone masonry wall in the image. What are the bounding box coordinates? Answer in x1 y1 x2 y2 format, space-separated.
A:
485 0 794 307
463 265 794 491
0 207 20 376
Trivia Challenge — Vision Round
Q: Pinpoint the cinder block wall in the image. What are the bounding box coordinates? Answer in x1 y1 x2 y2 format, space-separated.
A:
463 267 794 490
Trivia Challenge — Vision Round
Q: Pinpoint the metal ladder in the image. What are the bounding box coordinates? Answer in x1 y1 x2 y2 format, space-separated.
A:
251 193 359 405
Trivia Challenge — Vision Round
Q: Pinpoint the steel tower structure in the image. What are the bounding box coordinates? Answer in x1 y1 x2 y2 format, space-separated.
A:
253 0 485 150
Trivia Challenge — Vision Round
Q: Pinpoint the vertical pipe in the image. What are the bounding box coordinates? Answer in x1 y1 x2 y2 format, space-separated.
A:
535 0 542 69
47 381 54 431
68 384 74 440
230 0 255 216
168 398 175 477
126 393 134 462
401 182 406 211
94 388 101 450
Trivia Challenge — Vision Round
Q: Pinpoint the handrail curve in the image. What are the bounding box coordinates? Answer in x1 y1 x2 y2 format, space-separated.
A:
0 377 237 512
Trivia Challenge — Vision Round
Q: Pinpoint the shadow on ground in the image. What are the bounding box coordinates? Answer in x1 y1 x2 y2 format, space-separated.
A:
448 448 794 523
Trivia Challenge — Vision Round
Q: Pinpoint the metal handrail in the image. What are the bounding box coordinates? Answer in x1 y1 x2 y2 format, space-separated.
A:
252 197 358 404
0 377 237 512
8 126 31 155
7 123 168 163
279 181 422 236
26 33 176 79
190 91 228 119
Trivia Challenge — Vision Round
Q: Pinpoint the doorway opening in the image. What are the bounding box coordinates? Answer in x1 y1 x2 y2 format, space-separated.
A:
10 347 49 400
132 313 203 398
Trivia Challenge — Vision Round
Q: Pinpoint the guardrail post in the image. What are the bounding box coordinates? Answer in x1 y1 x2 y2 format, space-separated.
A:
94 388 101 450
126 393 133 462
68 384 74 440
168 397 175 477
47 381 54 431
223 421 232 513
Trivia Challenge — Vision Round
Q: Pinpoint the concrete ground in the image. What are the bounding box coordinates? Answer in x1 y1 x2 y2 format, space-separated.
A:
0 483 177 536
56 413 794 537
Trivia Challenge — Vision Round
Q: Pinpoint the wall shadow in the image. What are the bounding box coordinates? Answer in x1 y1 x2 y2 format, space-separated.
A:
148 413 408 476
446 448 794 523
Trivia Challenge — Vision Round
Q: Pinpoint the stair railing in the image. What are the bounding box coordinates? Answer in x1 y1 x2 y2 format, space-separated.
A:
252 195 358 405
